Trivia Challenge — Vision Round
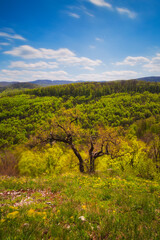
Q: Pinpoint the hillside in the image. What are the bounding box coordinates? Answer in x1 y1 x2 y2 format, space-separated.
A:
0 79 160 239
0 82 37 94
0 80 160 149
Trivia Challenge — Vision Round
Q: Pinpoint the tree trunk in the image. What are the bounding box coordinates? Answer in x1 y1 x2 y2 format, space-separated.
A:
89 139 95 173
89 156 95 173
71 144 84 173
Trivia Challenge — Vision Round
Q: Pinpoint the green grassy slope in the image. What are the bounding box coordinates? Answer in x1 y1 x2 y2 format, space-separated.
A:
0 173 160 240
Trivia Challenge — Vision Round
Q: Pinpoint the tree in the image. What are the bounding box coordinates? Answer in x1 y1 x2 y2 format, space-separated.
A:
29 109 124 173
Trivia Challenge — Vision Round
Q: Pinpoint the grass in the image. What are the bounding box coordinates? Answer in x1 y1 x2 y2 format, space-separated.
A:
0 173 160 239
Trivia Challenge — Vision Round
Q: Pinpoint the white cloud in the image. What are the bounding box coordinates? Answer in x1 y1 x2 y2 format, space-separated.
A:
4 45 45 59
114 52 160 74
4 45 75 59
9 61 59 69
57 56 102 67
68 12 80 18
95 37 104 42
75 70 138 81
0 42 10 46
0 32 26 41
88 0 112 9
4 45 102 69
116 7 136 19
115 56 150 66
0 68 138 83
40 47 75 59
0 69 70 82
143 53 160 72
83 66 95 71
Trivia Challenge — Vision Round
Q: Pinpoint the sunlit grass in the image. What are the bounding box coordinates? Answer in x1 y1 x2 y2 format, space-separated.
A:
0 173 160 239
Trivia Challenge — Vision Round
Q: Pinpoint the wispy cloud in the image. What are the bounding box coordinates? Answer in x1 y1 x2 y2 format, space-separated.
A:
79 6 95 17
114 53 160 74
0 42 10 46
116 7 136 19
75 70 138 81
9 61 59 69
143 53 160 72
68 12 80 18
0 32 26 41
68 5 94 17
88 0 112 9
95 37 104 42
84 10 94 17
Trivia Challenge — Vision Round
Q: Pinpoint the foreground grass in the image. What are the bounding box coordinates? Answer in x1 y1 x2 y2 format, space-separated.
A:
0 173 160 240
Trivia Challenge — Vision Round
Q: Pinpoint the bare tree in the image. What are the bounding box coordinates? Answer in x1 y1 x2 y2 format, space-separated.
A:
29 111 124 173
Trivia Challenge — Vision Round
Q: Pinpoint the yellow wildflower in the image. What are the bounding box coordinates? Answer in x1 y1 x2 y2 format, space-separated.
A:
7 211 19 219
36 212 47 219
9 206 18 210
27 208 35 217
82 205 87 210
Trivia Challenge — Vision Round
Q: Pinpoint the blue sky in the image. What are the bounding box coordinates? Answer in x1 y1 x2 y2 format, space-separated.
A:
0 0 160 82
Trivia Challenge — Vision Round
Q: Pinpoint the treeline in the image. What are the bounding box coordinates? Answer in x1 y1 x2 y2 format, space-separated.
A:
26 80 160 99
0 82 37 94
0 91 160 149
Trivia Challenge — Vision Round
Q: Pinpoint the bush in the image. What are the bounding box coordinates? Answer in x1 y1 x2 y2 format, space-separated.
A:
0 150 20 176
18 145 78 177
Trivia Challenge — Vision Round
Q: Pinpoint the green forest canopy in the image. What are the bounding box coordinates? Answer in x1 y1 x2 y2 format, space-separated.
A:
0 80 160 175
0 80 160 148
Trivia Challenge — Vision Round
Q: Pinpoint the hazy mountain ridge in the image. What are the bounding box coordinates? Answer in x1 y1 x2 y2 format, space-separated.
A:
136 76 160 82
0 77 160 90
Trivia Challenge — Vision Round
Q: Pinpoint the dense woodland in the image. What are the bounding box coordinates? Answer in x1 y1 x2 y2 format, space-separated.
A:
0 80 160 177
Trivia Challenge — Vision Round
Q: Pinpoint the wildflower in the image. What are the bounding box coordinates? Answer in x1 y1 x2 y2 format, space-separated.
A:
9 206 18 210
82 205 87 210
36 211 47 219
27 208 35 217
7 211 19 219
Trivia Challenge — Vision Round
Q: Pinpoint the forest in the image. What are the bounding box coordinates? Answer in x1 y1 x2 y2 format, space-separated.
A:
0 80 160 176
0 80 160 239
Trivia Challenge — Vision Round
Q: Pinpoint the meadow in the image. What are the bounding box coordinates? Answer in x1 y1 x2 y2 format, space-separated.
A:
1 173 160 240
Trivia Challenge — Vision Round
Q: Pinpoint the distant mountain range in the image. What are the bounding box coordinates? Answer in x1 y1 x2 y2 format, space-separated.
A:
0 80 79 88
0 77 160 89
135 76 160 82
31 80 80 86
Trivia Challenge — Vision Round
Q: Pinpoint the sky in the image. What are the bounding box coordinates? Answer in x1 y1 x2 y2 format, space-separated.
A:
0 0 160 82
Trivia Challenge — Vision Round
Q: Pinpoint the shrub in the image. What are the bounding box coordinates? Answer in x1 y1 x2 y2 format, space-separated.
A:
0 150 20 176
